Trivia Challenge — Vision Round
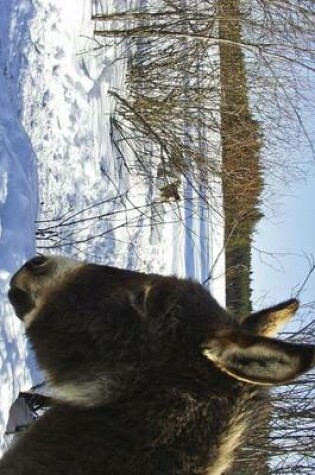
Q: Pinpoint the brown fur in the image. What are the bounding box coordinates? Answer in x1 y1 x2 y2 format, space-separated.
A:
1 255 314 475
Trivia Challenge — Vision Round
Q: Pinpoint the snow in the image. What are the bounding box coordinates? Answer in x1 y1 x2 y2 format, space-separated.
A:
0 0 225 455
0 0 40 455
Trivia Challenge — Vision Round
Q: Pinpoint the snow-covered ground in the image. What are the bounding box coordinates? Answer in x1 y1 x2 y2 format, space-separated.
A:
0 0 225 455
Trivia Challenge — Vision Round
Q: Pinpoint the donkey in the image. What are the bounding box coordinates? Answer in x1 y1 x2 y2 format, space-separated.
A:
1 255 314 474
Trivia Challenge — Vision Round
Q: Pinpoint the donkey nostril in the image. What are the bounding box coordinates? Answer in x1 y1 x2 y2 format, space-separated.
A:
25 255 49 273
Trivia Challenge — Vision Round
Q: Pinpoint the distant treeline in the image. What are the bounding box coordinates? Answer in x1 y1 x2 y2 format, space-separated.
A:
219 0 263 317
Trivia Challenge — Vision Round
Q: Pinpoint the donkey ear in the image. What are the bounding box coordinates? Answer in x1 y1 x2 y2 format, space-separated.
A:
202 329 315 385
241 299 299 337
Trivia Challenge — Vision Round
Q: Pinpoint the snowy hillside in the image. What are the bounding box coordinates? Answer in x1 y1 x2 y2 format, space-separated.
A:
0 0 225 455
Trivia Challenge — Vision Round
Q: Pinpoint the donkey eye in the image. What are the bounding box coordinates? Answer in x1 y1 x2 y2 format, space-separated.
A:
130 286 151 314
135 290 146 307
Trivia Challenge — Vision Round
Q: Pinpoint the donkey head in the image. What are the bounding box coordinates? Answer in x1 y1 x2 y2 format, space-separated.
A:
8 255 315 408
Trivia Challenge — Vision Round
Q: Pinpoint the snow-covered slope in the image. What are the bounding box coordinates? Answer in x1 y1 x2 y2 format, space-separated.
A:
0 0 40 454
0 0 225 455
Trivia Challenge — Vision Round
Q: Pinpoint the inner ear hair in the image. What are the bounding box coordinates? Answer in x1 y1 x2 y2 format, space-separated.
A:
202 329 315 386
241 299 299 337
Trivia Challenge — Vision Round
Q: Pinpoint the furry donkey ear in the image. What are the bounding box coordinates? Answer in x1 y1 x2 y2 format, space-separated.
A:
202 329 315 385
241 299 299 337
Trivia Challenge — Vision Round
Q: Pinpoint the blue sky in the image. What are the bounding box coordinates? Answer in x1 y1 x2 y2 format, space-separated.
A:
252 105 315 320
253 172 315 304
